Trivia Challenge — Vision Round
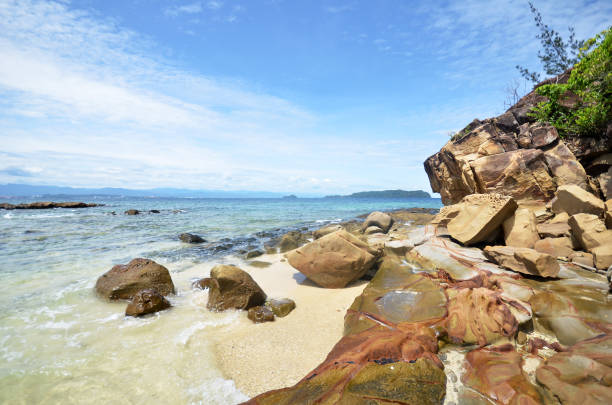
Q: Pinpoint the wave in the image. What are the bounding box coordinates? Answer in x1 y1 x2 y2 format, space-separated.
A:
174 312 240 346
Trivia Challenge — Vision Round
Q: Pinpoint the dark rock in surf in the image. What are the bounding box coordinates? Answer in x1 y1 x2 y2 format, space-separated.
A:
125 289 171 317
179 233 206 244
95 258 175 300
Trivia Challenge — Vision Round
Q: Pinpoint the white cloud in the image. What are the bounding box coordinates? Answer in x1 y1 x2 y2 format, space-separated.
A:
165 2 203 17
325 4 353 14
207 1 223 10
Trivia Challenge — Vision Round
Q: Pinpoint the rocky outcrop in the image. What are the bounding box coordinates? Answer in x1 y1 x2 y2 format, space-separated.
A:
313 224 343 239
125 289 171 317
286 230 380 288
196 265 266 311
95 258 175 300
447 193 517 245
423 70 609 205
0 201 101 210
179 233 206 244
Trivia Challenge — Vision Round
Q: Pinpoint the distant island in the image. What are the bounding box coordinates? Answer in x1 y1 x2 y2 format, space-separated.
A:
324 189 431 199
282 195 298 199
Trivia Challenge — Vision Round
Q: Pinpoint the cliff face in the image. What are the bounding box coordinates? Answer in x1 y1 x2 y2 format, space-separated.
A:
424 71 612 205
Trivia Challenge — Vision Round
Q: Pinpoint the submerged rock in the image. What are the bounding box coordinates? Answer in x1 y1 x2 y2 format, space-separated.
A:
95 258 175 300
247 306 275 323
179 233 206 243
125 289 171 317
286 230 379 288
265 298 296 318
196 265 266 311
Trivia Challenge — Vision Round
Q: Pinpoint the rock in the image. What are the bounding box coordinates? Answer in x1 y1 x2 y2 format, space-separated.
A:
447 193 517 245
313 224 343 239
597 167 612 200
542 141 588 189
463 345 543 404
592 245 612 270
569 251 595 267
247 260 272 268
362 211 394 233
196 265 266 311
277 230 310 253
470 149 557 202
569 213 612 252
286 230 379 288
265 298 296 317
536 335 612 404
95 258 175 300
245 249 263 259
552 184 605 216
537 221 572 238
125 289 171 317
149 209 160 214
430 204 461 227
247 306 275 323
503 208 539 248
534 237 574 258
124 209 140 215
178 233 206 244
606 199 612 228
484 246 560 278
364 225 384 235
445 288 518 345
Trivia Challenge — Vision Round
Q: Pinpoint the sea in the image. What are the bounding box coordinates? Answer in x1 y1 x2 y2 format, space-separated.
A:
0 196 442 404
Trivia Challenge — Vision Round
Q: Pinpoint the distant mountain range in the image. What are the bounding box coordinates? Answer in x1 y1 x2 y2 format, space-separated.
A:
324 189 431 199
0 183 290 198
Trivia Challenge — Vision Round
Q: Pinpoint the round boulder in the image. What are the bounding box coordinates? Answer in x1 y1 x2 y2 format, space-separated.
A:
362 211 394 233
196 265 266 311
125 289 171 317
95 258 175 300
247 306 275 323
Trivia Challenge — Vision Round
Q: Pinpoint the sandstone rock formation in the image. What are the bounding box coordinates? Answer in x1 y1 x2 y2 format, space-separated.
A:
484 246 560 278
447 193 517 245
552 184 605 216
196 265 266 311
362 211 394 233
95 258 175 300
125 289 171 317
286 230 380 288
503 207 540 248
569 213 612 269
313 224 343 239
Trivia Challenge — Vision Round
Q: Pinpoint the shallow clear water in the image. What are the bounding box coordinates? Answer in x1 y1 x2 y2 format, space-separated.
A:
0 196 441 404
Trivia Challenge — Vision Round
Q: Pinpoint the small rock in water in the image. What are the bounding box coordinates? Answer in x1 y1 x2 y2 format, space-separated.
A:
179 233 206 244
124 209 140 215
245 249 263 259
149 209 160 214
247 306 275 323
265 298 296 317
95 258 175 300
125 289 171 317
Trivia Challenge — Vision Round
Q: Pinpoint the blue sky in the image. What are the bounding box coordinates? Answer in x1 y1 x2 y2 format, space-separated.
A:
0 0 610 195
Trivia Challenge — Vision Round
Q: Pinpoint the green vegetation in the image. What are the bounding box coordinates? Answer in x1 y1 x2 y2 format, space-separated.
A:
516 2 584 83
530 28 611 138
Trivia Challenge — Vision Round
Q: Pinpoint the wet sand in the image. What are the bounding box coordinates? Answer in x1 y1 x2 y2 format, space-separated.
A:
212 253 368 398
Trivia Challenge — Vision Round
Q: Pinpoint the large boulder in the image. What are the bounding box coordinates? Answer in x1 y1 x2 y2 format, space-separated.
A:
286 230 379 288
362 211 394 233
197 265 266 311
552 184 605 216
533 237 574 258
447 194 517 245
503 208 540 248
569 213 612 253
484 246 560 278
95 258 175 300
125 289 171 317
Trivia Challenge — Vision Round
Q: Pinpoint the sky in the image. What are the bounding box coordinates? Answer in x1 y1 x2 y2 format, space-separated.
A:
0 0 610 196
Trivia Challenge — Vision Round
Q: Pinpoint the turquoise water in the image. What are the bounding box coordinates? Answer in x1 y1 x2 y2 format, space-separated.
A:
0 196 441 404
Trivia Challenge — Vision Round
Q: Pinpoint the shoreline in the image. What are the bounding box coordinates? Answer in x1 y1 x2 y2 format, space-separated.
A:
210 253 369 398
